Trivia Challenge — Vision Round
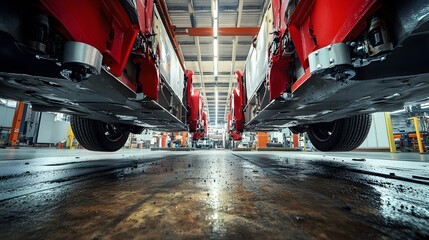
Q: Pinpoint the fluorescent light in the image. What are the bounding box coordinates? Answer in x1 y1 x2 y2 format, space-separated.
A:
213 38 218 58
212 0 218 18
212 39 218 77
422 105 429 109
213 19 218 37
215 86 218 126
390 109 405 114
420 102 429 107
212 0 218 79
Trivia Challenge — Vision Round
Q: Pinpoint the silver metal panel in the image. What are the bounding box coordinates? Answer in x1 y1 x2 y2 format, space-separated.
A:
62 41 102 74
219 12 238 27
240 12 262 27
245 6 270 99
193 0 212 9
169 12 192 28
0 105 15 127
155 8 185 102
194 12 213 27
36 112 69 144
308 43 351 74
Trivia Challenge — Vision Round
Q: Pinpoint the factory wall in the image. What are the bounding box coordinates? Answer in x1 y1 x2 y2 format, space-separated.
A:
36 112 69 144
358 112 389 149
0 105 15 128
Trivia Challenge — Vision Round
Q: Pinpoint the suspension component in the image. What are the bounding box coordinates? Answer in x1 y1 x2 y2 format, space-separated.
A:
367 16 393 56
60 41 103 82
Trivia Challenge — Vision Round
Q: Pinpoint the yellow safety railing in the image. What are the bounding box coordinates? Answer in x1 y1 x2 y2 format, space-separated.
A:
66 124 75 149
408 117 425 154
384 112 396 153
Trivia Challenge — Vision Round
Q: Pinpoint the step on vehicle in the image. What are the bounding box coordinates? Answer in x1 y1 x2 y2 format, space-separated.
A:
229 0 429 151
0 0 205 151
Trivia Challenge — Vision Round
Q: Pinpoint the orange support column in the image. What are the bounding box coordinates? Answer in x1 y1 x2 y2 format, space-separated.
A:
293 134 299 148
161 135 167 148
257 132 269 148
9 101 25 147
181 132 187 147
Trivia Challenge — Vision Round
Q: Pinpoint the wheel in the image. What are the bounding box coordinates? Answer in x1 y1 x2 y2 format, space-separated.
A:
307 114 372 151
70 116 130 151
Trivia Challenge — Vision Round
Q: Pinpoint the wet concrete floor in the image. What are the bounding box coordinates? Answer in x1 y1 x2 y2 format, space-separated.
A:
0 149 428 239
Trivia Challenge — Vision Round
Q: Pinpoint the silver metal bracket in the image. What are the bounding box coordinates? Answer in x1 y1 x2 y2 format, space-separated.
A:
281 92 293 101
135 93 145 101
308 43 352 74
61 41 103 80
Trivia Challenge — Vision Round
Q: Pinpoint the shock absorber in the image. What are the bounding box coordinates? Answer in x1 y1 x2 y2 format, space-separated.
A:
26 13 50 54
367 15 393 56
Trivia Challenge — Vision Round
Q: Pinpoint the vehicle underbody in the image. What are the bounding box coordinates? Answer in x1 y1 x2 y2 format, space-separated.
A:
228 0 429 150
0 0 206 151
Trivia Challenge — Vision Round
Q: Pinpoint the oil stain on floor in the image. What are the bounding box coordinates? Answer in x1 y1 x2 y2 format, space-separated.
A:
0 150 428 239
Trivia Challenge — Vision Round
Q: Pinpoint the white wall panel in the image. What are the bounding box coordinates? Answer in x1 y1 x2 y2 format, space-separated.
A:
358 112 389 148
36 113 69 144
0 105 15 128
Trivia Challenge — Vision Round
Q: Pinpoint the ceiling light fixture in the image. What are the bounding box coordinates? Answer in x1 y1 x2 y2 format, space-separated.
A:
212 0 218 18
213 38 218 78
212 0 218 81
215 85 218 127
213 13 218 37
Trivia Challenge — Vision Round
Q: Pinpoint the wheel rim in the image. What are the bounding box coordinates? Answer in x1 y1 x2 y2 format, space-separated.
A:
310 121 337 142
102 123 124 142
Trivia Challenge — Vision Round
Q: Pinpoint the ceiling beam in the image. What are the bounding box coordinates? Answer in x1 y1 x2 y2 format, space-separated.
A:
212 0 219 127
195 37 210 122
188 0 210 123
257 0 271 26
178 41 253 46
175 27 259 36
185 56 247 61
168 5 263 12
224 0 244 122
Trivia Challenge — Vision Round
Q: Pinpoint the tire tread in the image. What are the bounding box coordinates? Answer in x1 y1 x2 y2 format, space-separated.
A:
308 114 372 151
70 116 128 151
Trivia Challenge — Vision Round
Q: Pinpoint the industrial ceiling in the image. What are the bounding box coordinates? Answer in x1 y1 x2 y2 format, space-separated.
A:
164 0 268 127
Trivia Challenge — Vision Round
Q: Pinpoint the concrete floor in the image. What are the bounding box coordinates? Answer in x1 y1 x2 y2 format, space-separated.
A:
0 149 428 239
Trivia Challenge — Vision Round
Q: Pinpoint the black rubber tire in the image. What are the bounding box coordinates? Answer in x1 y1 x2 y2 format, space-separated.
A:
307 114 372 151
70 116 130 152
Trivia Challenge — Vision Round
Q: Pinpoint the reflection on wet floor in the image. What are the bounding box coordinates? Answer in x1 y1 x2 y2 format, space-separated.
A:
0 149 428 239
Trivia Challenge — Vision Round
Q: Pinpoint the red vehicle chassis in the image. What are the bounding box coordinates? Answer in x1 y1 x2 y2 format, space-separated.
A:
0 0 206 150
228 0 429 150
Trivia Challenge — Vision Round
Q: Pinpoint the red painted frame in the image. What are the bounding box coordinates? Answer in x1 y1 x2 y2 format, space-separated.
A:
270 0 379 96
186 70 206 140
41 0 139 77
186 70 198 133
228 71 245 140
192 111 207 141
40 0 171 101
